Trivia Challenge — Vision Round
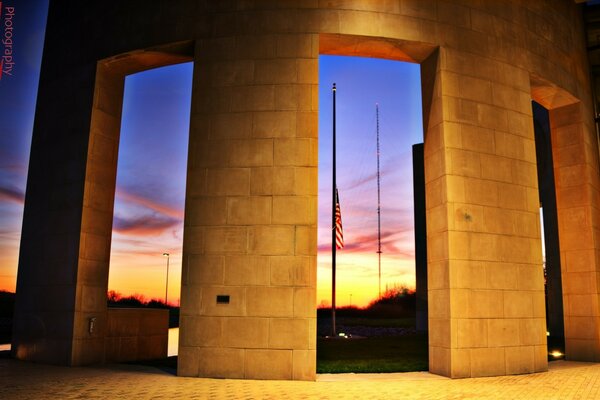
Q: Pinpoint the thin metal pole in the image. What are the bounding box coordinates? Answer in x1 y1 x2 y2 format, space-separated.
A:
163 253 170 304
376 104 382 299
332 83 337 337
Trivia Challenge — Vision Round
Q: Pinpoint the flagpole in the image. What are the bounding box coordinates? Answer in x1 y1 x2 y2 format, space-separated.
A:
331 83 337 337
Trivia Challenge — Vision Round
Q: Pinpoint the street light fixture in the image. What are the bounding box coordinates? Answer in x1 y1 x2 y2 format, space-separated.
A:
163 252 170 305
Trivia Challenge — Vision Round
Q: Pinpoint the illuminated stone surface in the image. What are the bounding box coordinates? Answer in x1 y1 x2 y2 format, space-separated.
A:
13 0 600 380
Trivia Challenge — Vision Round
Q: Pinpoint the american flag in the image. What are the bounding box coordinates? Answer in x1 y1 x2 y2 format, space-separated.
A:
335 188 344 249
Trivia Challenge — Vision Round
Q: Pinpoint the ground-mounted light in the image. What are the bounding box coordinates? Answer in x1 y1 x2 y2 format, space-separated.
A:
549 350 564 359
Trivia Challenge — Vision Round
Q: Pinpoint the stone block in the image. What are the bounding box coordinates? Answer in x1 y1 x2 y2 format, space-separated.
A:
297 59 318 84
294 288 315 318
469 290 503 318
276 34 313 58
271 256 312 286
428 317 451 348
223 317 269 348
180 285 203 316
249 226 295 255
245 349 292 380
464 178 498 207
247 287 294 317
204 227 248 254
200 286 246 317
269 318 310 349
450 348 471 378
429 346 450 377
294 167 318 195
486 262 518 290
228 139 274 167
209 60 255 87
448 148 481 178
505 346 534 375
177 346 200 377
480 155 512 183
227 196 272 225
180 316 222 347
428 261 449 290
188 255 224 285
211 112 252 139
293 349 316 380
488 319 520 347
296 111 318 138
274 138 318 166
517 264 544 290
272 196 313 224
231 85 275 112
295 226 317 256
457 318 488 348
470 347 505 377
428 289 450 319
254 59 298 84
197 347 245 379
533 345 548 372
503 290 533 318
223 255 270 286
206 168 250 196
250 167 295 195
187 197 227 226
519 318 546 346
253 111 296 138
567 294 600 317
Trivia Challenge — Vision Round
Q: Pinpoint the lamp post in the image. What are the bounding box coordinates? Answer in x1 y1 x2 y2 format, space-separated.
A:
162 252 170 305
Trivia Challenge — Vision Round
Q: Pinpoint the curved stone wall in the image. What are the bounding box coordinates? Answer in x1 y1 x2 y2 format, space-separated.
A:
14 0 599 380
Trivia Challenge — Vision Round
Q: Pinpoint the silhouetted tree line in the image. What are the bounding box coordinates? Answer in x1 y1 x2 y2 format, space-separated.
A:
317 286 416 319
107 291 179 327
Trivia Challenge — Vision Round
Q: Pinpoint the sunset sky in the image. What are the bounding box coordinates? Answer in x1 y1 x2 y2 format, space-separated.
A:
0 1 423 308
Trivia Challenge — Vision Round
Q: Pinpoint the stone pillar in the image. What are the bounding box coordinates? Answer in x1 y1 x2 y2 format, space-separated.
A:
550 102 600 361
12 45 193 366
178 33 318 380
12 62 98 365
424 48 547 378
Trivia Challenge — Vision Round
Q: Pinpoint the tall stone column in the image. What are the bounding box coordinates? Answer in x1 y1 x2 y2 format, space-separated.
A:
178 33 318 380
550 102 600 361
424 47 547 378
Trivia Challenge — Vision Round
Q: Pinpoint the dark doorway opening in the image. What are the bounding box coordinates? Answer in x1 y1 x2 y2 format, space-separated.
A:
532 101 565 360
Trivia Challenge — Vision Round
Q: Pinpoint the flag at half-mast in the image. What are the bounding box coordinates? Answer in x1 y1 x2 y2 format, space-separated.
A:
335 188 344 249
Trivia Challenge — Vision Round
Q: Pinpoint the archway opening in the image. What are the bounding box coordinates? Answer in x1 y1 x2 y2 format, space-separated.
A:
106 62 192 367
532 101 565 360
316 53 427 373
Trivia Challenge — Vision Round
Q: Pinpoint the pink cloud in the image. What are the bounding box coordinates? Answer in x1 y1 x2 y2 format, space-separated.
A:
113 214 180 236
115 188 184 219
0 186 24 204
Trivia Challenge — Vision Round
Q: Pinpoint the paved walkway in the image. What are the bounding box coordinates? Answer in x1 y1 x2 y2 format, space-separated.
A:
1 358 600 399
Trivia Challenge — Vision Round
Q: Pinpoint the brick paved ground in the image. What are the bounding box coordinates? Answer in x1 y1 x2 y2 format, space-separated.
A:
1 358 600 399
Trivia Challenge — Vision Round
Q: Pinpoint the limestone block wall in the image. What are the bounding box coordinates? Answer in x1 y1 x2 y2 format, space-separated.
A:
424 46 547 377
178 33 318 380
550 103 600 360
14 0 600 381
105 308 169 362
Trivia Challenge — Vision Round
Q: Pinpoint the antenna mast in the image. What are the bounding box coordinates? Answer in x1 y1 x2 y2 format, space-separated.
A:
376 103 382 299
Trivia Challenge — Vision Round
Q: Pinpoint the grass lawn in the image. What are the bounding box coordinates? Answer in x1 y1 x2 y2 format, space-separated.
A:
317 334 428 373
